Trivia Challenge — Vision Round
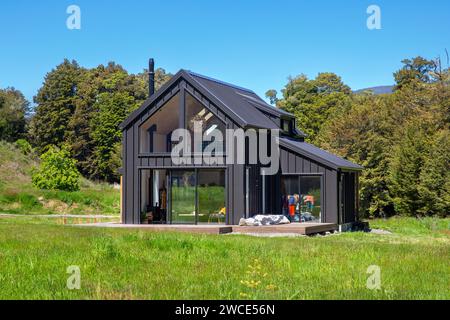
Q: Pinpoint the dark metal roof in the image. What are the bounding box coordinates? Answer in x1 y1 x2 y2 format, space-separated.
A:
186 71 255 94
120 69 362 172
234 91 293 118
186 71 282 129
293 128 307 138
279 137 363 171
121 69 292 130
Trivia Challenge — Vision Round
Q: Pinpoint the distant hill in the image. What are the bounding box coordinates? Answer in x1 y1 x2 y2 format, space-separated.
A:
354 85 394 95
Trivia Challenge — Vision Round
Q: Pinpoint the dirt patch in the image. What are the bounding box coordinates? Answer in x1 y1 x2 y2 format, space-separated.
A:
0 162 31 185
42 199 69 213
370 229 393 235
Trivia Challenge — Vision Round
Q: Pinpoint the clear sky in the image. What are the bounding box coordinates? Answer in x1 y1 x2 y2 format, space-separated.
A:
1 0 449 104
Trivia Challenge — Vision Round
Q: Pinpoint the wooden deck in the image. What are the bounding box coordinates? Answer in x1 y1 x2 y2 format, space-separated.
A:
79 222 337 235
232 223 338 235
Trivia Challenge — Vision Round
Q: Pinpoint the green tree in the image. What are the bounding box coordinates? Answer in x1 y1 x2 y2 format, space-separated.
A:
136 67 173 94
15 139 33 155
64 63 172 181
0 87 30 141
265 89 278 105
317 94 395 217
314 72 352 95
317 56 449 217
65 62 145 177
389 123 429 216
417 130 450 217
276 73 351 142
29 60 84 153
64 68 99 176
32 146 80 191
27 60 172 183
394 56 438 90
88 92 139 182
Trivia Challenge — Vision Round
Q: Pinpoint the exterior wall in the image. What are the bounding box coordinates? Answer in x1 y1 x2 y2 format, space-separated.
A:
279 146 339 223
225 121 245 225
245 164 262 216
340 171 358 224
122 124 139 224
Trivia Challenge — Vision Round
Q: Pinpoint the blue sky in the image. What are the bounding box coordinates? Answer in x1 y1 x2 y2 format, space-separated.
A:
1 0 449 104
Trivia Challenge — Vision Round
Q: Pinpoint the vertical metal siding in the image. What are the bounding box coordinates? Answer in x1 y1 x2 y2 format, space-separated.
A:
133 124 139 223
325 169 338 223
125 126 134 224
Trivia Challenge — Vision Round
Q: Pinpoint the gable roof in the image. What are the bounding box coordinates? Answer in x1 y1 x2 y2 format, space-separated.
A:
279 137 363 171
187 71 293 118
120 70 292 130
119 69 362 171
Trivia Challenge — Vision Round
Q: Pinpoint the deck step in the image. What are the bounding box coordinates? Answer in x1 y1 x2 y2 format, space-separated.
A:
232 223 338 235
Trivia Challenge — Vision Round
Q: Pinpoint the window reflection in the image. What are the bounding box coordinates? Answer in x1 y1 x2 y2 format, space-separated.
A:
281 175 321 223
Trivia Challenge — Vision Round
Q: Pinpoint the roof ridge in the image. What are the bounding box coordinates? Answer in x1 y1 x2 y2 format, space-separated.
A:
186 70 255 94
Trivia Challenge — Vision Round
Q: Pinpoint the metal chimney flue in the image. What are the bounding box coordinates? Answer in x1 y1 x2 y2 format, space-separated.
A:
148 58 155 97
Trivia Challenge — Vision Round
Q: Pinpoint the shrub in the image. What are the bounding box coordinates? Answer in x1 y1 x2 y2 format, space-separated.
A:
15 139 33 155
32 146 80 191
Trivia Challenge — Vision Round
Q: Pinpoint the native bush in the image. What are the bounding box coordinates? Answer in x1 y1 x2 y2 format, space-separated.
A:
15 139 33 155
32 146 80 191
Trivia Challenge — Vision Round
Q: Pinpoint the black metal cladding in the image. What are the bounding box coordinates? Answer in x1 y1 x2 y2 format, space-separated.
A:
340 172 358 224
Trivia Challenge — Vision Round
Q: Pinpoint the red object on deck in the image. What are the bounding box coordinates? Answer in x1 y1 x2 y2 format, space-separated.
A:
289 205 296 216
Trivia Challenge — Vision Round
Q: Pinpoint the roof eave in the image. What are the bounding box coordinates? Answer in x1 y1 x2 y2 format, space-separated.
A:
278 138 363 171
338 165 364 172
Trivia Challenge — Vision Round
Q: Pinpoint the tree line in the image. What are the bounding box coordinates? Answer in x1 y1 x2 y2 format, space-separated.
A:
267 56 449 217
5 60 171 183
0 56 448 217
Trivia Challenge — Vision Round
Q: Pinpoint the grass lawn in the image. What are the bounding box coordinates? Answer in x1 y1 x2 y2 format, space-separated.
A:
0 216 448 300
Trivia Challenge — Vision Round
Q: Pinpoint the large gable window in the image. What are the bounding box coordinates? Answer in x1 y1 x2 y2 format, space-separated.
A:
185 92 225 153
139 93 180 153
139 91 225 154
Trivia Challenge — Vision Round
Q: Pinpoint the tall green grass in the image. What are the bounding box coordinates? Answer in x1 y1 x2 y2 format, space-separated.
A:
370 216 450 236
0 217 448 300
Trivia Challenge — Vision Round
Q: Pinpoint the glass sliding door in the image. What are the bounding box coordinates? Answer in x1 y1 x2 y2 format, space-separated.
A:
299 176 321 222
281 175 322 223
280 175 298 219
197 169 226 224
169 169 226 224
170 170 196 224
